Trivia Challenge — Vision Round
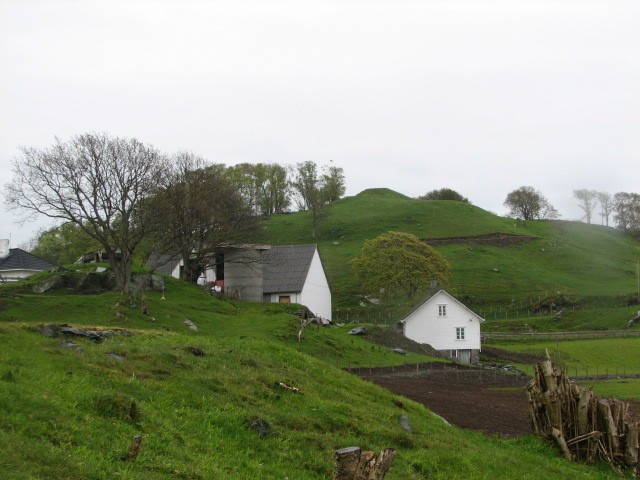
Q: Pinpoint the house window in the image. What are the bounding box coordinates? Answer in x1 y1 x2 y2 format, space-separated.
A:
456 327 465 340
438 304 447 316
278 295 291 303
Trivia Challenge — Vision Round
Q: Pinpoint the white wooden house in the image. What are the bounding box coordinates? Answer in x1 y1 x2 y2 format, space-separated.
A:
0 239 57 281
399 290 484 363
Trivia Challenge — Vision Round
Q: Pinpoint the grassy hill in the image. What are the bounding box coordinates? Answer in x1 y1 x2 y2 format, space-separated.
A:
0 271 623 479
264 188 640 324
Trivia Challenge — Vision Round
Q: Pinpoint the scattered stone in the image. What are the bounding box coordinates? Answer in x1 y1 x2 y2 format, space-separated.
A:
33 275 66 294
77 272 110 294
106 353 126 361
95 267 107 273
365 296 381 305
149 275 164 292
42 324 125 342
347 326 368 336
183 319 198 331
392 348 406 355
250 418 271 438
399 414 412 433
431 412 451 426
188 347 205 357
59 340 78 348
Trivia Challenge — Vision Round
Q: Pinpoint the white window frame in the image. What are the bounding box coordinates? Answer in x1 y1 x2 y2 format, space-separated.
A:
456 327 465 340
438 304 447 316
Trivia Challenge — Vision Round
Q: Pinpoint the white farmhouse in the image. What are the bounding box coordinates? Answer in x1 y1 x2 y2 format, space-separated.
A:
400 290 484 363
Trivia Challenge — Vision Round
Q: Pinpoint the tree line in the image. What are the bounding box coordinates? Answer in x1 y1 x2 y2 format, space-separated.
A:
5 133 345 294
421 186 640 235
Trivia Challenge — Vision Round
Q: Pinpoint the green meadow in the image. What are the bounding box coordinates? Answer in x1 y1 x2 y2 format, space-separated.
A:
2 188 640 478
0 272 627 479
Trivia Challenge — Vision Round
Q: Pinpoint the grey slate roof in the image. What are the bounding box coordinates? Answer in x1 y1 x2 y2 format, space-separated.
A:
146 253 181 276
263 244 317 294
0 248 57 272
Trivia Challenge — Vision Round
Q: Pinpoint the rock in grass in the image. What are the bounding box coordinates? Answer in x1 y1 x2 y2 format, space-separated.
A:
183 319 198 331
250 418 271 438
188 347 205 357
392 348 406 355
347 326 367 336
399 414 412 432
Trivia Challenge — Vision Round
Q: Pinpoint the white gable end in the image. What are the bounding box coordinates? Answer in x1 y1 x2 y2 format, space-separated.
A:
403 290 482 351
299 249 332 321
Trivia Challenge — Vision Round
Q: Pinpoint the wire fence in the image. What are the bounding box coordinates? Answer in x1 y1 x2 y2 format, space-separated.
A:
482 329 640 342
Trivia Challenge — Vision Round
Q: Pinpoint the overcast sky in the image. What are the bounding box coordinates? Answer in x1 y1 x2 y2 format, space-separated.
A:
1 0 639 247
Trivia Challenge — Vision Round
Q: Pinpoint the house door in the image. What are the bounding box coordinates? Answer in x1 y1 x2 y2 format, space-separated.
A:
458 350 471 364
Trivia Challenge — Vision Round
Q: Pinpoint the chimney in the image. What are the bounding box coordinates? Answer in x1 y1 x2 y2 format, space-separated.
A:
0 239 9 258
431 277 438 291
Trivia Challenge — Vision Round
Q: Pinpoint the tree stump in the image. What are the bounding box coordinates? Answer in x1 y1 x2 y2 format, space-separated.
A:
334 446 396 480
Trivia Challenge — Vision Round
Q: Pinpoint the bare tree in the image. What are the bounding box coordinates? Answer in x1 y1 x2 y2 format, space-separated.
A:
503 186 559 221
573 189 598 224
146 152 260 283
4 133 165 294
597 191 614 226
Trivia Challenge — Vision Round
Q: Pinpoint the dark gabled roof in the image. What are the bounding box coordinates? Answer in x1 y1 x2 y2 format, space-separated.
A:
0 248 57 272
263 244 317 294
146 253 181 276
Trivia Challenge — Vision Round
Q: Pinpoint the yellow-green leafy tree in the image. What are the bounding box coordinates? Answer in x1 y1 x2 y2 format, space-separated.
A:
350 231 451 299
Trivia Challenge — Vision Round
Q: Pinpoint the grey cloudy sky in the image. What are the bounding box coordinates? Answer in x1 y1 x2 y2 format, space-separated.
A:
1 0 639 246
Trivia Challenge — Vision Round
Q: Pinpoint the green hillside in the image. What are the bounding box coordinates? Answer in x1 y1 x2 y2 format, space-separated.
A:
0 273 622 479
264 189 640 322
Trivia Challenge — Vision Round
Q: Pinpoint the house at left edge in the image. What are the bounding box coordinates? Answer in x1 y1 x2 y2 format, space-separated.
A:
147 244 332 321
0 239 58 281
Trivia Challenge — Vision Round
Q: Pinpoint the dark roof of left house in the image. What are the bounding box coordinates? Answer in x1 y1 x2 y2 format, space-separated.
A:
0 248 57 271
263 244 317 294
146 253 181 276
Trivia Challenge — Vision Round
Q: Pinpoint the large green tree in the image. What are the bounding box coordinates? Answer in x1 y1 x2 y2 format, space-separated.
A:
350 231 451 299
30 223 101 264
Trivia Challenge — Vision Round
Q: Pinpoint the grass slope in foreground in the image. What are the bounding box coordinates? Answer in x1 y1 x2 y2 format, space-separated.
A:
0 276 623 479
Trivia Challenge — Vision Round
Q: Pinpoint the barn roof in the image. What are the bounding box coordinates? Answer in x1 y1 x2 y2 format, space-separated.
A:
0 248 57 272
263 244 317 294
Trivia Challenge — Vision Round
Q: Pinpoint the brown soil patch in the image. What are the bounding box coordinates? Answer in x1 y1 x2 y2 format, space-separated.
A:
354 364 640 438
355 364 531 437
423 233 538 247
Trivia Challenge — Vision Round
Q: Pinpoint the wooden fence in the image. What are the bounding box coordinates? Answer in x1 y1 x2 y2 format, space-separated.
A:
483 329 640 342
